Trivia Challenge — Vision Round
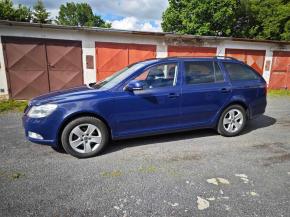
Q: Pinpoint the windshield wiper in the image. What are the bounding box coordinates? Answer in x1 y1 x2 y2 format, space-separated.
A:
90 81 108 89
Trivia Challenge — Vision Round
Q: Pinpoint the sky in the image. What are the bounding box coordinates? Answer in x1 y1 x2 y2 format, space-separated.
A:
13 0 169 32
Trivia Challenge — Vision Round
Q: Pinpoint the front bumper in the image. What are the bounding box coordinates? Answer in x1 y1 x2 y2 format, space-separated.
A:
22 112 63 147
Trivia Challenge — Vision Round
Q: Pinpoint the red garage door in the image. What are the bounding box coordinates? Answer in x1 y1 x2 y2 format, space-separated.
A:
168 46 217 57
2 36 83 99
95 42 156 80
225 49 266 75
269 51 290 89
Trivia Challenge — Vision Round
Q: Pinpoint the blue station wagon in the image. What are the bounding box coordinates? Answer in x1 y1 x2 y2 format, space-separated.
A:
23 56 267 158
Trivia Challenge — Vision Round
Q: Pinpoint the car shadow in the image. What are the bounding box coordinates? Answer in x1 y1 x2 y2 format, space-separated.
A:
103 114 277 155
242 114 276 135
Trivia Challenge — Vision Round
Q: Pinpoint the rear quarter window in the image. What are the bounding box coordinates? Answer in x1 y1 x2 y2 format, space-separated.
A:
223 62 259 81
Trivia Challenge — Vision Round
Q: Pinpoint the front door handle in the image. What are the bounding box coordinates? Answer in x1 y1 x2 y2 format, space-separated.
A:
220 88 231 93
168 93 180 98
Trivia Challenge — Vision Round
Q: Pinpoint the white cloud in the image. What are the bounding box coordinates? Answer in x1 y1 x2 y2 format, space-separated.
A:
110 17 161 32
13 0 167 31
92 0 168 20
49 9 59 20
14 0 168 21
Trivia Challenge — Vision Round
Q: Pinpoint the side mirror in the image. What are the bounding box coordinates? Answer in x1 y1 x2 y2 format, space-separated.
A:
124 80 144 92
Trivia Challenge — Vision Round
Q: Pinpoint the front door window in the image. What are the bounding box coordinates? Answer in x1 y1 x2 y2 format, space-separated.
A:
134 63 178 89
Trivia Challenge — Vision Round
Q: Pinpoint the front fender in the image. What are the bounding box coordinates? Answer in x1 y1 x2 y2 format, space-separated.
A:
55 98 115 143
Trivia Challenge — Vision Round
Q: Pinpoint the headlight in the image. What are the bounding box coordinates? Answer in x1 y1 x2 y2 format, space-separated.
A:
27 104 58 118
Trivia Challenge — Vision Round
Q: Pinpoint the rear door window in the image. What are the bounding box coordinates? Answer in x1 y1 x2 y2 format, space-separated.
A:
184 61 224 85
223 62 259 81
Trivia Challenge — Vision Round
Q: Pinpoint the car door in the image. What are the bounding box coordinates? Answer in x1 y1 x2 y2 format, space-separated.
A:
180 59 232 127
112 62 182 137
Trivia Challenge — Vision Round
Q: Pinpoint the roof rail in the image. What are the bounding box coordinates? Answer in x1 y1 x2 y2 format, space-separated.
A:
160 56 240 61
142 56 240 61
161 56 215 59
214 56 239 61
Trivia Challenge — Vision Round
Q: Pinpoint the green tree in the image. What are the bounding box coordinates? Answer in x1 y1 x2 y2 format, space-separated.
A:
161 0 290 40
32 0 51 23
13 4 32 22
0 0 32 22
247 0 290 40
162 0 242 37
0 0 14 20
56 2 111 28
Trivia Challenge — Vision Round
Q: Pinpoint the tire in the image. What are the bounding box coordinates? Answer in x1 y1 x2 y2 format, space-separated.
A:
61 116 109 158
217 105 246 137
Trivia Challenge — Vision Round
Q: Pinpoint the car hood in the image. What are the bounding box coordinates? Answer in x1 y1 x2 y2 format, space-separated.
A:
30 85 106 106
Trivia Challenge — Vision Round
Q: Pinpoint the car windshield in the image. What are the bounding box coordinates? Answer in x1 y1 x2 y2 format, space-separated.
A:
91 62 148 90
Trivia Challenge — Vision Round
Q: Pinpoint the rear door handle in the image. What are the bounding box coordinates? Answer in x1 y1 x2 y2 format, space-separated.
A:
220 88 231 93
168 93 180 98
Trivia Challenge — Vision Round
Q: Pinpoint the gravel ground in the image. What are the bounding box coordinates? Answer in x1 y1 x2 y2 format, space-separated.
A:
0 96 290 217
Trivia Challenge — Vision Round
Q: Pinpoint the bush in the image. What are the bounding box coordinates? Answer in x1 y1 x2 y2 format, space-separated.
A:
0 100 28 113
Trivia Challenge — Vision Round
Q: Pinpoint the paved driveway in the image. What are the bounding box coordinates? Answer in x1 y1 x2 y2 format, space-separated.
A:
0 97 290 217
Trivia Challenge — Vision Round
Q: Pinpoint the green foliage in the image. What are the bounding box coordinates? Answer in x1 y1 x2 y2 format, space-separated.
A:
162 0 290 40
0 0 14 20
268 89 290 96
32 0 51 24
0 100 28 113
13 4 32 22
248 0 290 40
0 0 32 22
56 2 111 28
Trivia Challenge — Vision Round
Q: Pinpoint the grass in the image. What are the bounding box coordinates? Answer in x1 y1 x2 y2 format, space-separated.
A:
138 165 157 173
0 169 25 181
101 170 122 177
0 100 28 113
268 89 290 97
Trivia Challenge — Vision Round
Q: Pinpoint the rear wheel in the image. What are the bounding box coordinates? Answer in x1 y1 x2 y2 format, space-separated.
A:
217 105 246 137
61 116 109 158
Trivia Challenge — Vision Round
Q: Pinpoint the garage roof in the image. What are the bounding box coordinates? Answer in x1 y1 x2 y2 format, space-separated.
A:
1 20 289 45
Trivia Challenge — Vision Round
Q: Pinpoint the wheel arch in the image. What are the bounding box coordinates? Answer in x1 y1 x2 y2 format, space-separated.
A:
56 112 112 148
215 100 250 129
225 101 249 116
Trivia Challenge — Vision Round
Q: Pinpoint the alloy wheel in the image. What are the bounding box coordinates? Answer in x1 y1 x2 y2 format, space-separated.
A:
69 124 102 154
223 109 244 133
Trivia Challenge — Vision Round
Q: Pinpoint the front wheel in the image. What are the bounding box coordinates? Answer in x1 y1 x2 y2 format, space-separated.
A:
61 116 109 158
217 105 246 137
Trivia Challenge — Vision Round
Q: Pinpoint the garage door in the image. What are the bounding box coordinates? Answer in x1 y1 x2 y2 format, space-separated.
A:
96 42 156 80
2 37 83 99
2 37 49 99
269 51 290 89
46 40 83 91
168 46 217 57
225 49 266 75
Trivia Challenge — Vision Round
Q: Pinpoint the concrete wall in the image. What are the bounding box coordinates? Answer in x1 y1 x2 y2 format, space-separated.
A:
0 25 290 99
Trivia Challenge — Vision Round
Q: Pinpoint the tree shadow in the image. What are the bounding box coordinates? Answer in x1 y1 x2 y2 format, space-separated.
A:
104 114 277 155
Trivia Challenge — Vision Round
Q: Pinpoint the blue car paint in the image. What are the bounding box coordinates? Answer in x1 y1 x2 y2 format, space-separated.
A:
23 57 267 147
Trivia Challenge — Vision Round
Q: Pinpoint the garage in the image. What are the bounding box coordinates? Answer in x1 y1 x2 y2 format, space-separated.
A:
2 36 83 99
95 42 156 80
225 48 266 75
269 51 290 89
168 45 217 57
